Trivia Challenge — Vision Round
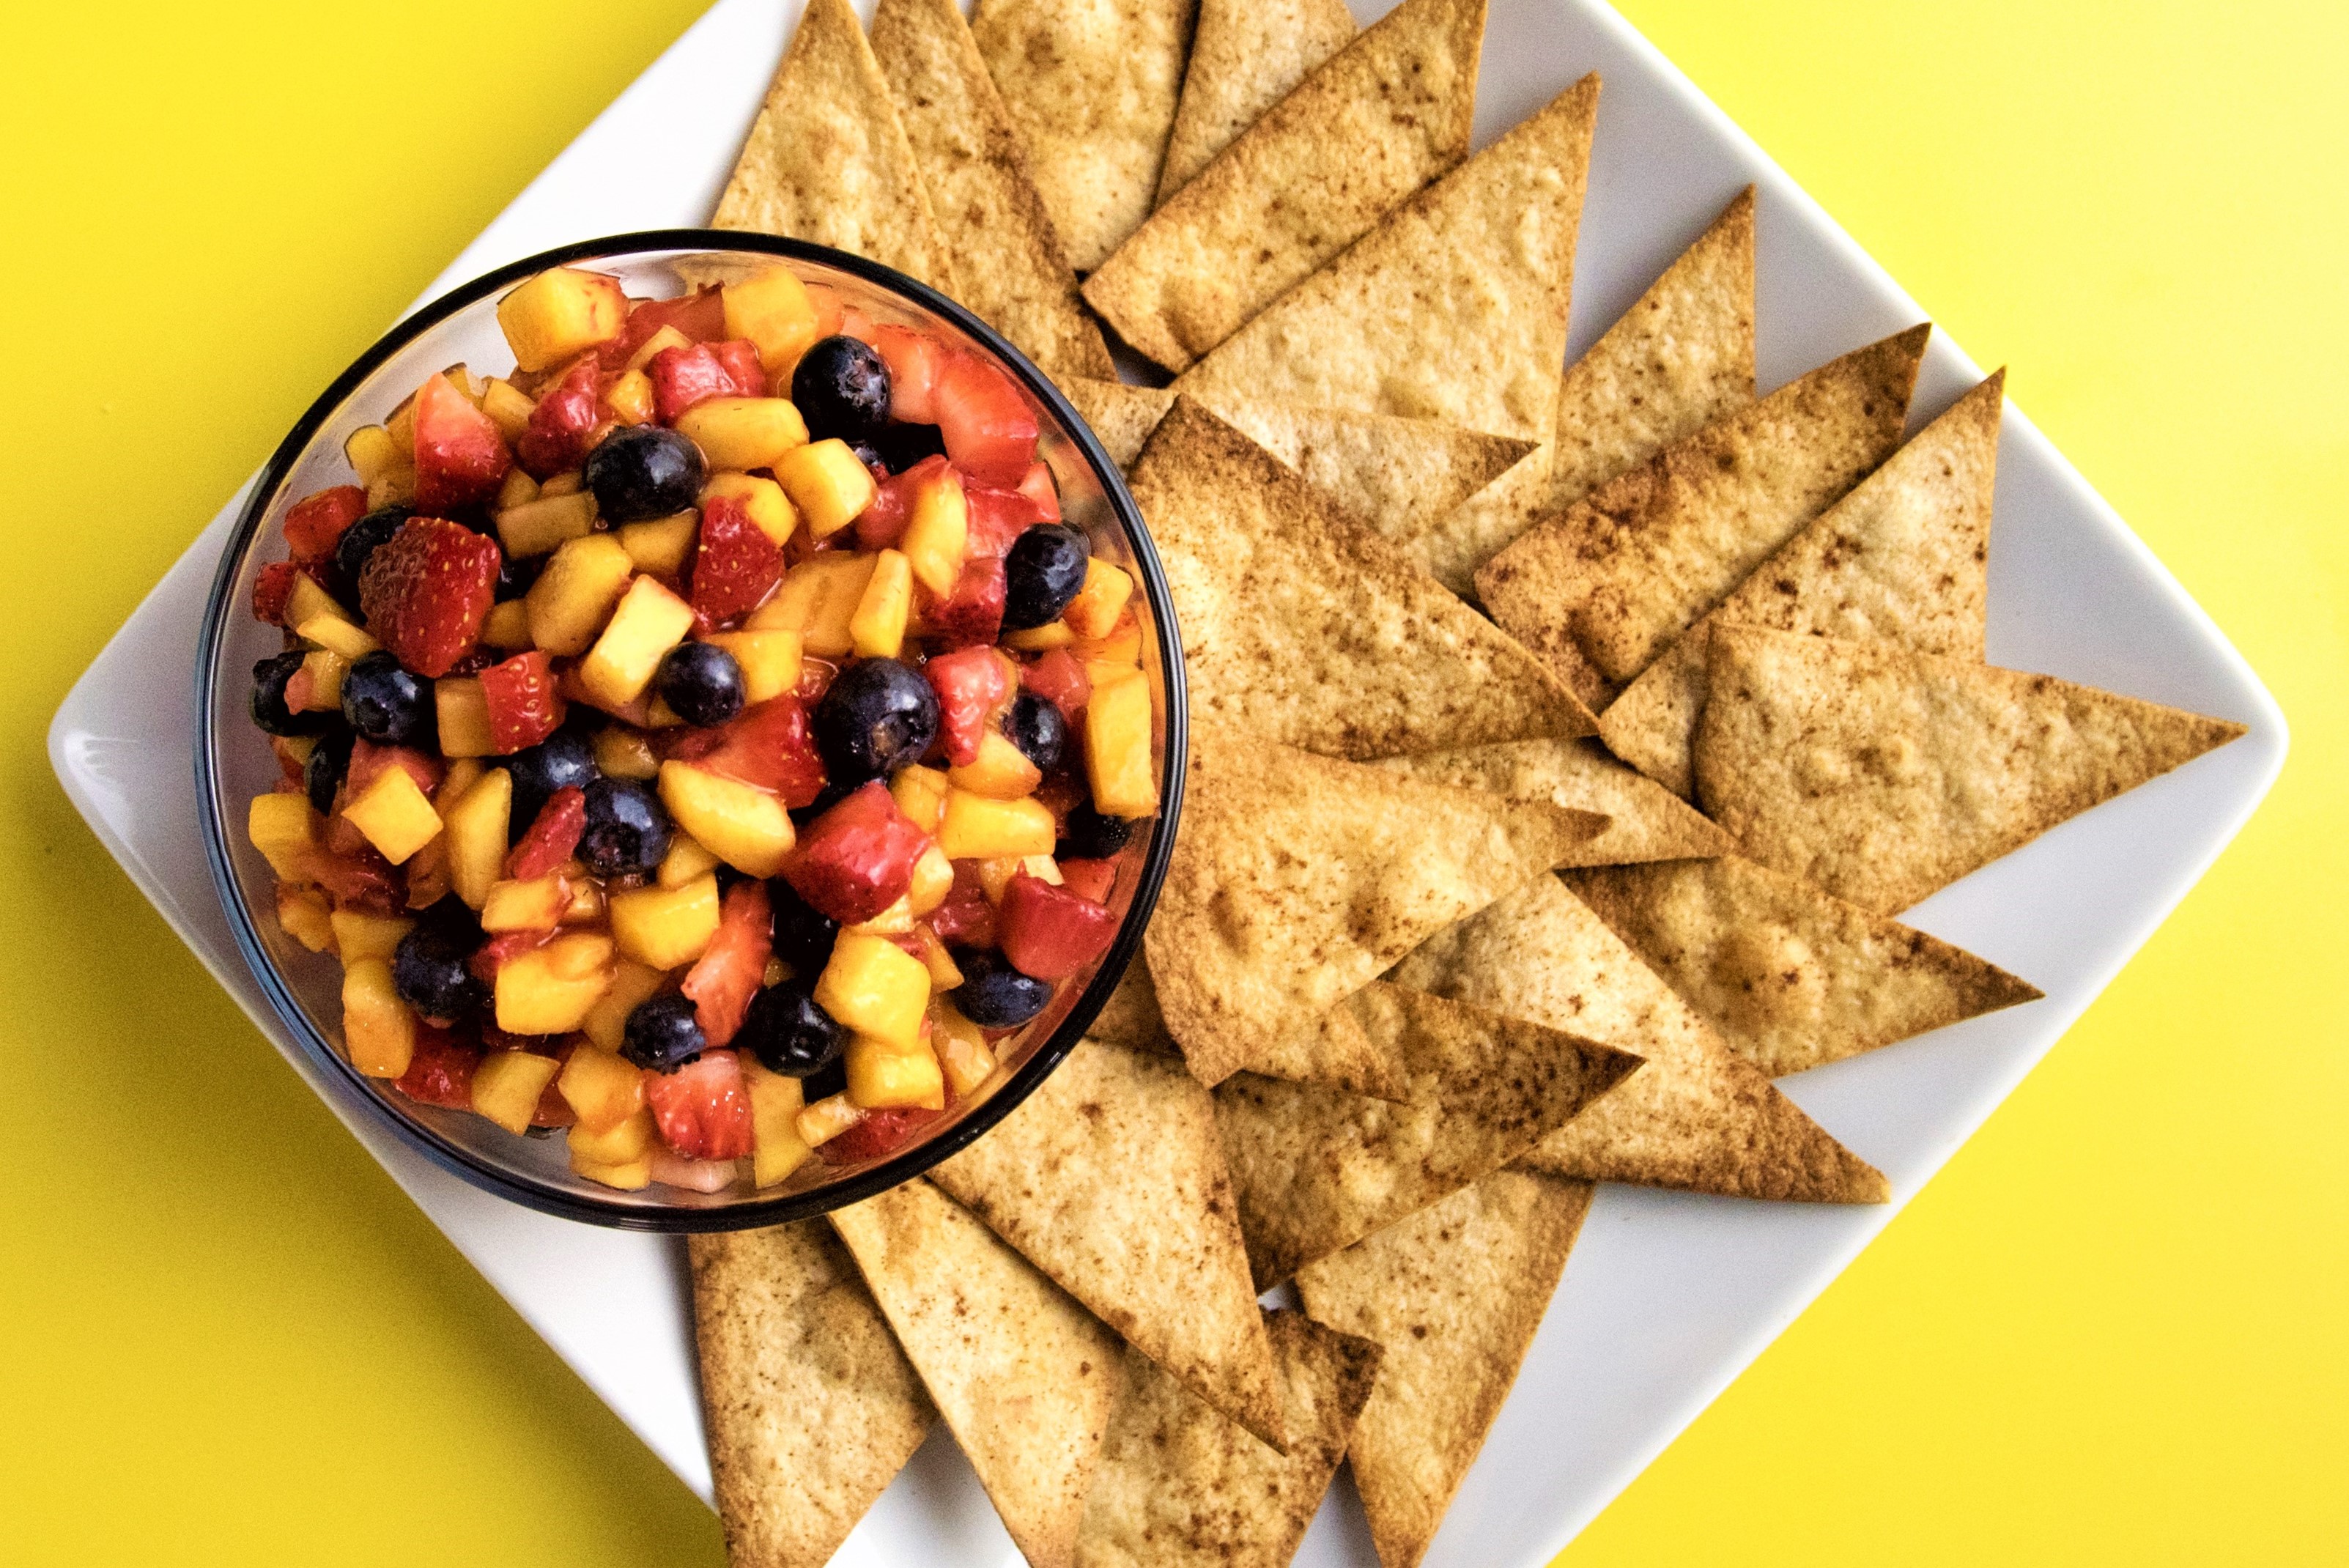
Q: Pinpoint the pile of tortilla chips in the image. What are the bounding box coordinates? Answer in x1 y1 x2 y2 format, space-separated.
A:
689 4 2251 1564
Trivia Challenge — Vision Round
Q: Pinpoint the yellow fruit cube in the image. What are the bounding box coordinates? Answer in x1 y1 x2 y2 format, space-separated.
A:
626 324 692 372
724 267 821 374
930 1002 998 1098
658 834 723 890
561 876 605 926
846 1032 945 1112
481 874 569 933
580 958 669 1054
569 1106 656 1166
580 574 696 709
795 1092 865 1149
889 766 950 836
813 932 930 1049
247 792 320 880
905 843 955 917
1075 618 1145 671
436 758 486 805
911 925 962 989
497 267 626 371
435 678 495 758
540 470 584 498
342 766 443 865
442 767 511 910
617 511 699 576
657 762 794 878
526 533 635 657
700 630 803 704
495 467 541 511
743 1059 815 1188
898 470 967 596
293 650 347 712
481 379 536 443
774 439 877 539
492 931 615 1035
275 884 336 953
558 1046 647 1134
606 369 655 426
754 552 876 657
343 425 406 489
341 958 415 1078
481 599 533 651
701 472 798 547
1085 670 1158 818
1003 621 1076 652
295 612 381 663
495 490 599 558
947 729 1043 800
472 1050 563 1135
675 396 809 471
936 790 1056 859
978 854 1060 905
1063 558 1134 640
329 909 415 966
279 572 339 631
848 549 912 659
846 896 915 936
607 873 722 969
592 725 660 781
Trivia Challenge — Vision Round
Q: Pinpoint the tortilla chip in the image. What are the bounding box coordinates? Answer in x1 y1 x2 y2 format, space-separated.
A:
1090 958 1178 1055
970 0 1199 271
1476 324 1930 709
1376 736 1734 868
1216 983 1637 1285
1695 625 2249 914
1145 727 1605 1087
1154 0 1357 202
1295 1169 1594 1568
1131 400 1598 758
928 1038 1287 1447
1084 0 1486 371
712 0 958 294
1063 378 1175 470
1389 874 1889 1202
830 1179 1123 1568
1563 856 2042 1077
1174 74 1598 445
689 1224 938 1568
1601 370 2005 797
1075 1312 1382 1568
870 0 1113 379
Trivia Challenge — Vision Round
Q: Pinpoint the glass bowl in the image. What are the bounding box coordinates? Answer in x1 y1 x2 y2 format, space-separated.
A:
194 232 1185 1231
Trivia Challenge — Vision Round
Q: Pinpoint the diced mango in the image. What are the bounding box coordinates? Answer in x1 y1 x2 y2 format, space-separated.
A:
1063 558 1134 639
978 854 1060 904
1074 615 1145 671
626 324 692 372
724 267 821 374
774 439 876 540
910 924 963 989
579 958 669 1054
930 1001 998 1098
658 834 723 890
248 792 320 880
1002 621 1075 651
435 677 495 758
442 767 511 910
495 467 541 511
607 873 722 970
526 533 635 657
329 909 414 966
592 725 660 781
700 630 803 704
657 762 794 878
343 425 407 491
497 267 626 371
436 758 487 807
813 932 930 1049
481 874 569 933
848 549 911 659
617 511 699 576
294 650 348 712
569 1106 656 1166
561 875 604 926
606 369 655 426
1085 670 1158 818
275 884 336 953
947 729 1043 800
700 472 798 547
342 766 443 865
570 1150 654 1190
795 1092 865 1150
492 932 615 1035
580 574 696 709
889 766 950 837
341 958 415 1078
481 379 537 443
558 1046 646 1134
899 470 967 596
936 790 1056 859
481 599 533 651
675 396 809 470
742 1059 815 1188
541 470 584 498
495 490 599 558
905 844 955 917
472 1049 563 1135
846 896 916 936
282 574 341 633
295 612 380 663
846 1032 945 1111
753 552 876 657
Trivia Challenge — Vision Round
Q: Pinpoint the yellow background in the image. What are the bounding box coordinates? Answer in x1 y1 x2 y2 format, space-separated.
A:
2 0 2342 1561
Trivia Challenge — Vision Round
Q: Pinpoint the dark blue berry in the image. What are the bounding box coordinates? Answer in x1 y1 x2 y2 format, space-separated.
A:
791 336 892 443
578 777 672 879
739 981 848 1077
331 506 411 604
495 550 543 602
506 729 599 840
656 642 747 728
251 651 328 736
585 425 706 523
305 726 356 813
621 993 706 1073
341 650 433 745
1003 692 1067 774
767 878 840 973
869 422 946 475
391 925 487 1023
1057 802 1134 862
813 658 939 782
954 950 1053 1028
1001 525 1090 631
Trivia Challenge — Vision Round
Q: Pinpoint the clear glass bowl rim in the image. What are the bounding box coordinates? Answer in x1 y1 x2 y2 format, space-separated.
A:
192 229 1188 1232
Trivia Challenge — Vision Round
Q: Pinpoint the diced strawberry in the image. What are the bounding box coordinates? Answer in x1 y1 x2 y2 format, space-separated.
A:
647 341 762 423
358 517 500 677
345 739 445 802
796 656 839 706
933 352 1037 487
869 325 945 424
478 649 566 753
644 1049 755 1161
926 555 1007 650
299 845 403 915
413 373 512 513
504 786 585 881
517 358 602 477
284 486 369 563
929 862 996 949
998 872 1118 980
282 663 319 715
710 339 768 397
253 560 314 626
963 484 1048 558
676 696 828 807
681 881 772 1046
1058 857 1118 904
925 644 1013 766
1014 461 1061 522
649 1150 740 1191
689 495 785 631
803 284 848 343
393 1024 482 1109
780 780 931 924
1021 649 1091 726
819 1104 942 1166
854 454 955 552
603 288 729 369
469 928 555 984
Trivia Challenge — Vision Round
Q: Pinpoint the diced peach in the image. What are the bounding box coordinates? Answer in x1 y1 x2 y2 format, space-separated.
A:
675 396 808 470
607 873 722 970
569 1106 656 1166
700 472 798 547
492 931 615 1035
795 1092 865 1149
774 439 876 539
481 599 533 651
247 793 321 880
275 884 336 953
472 1050 565 1135
495 490 599 558
341 958 415 1078
813 932 930 1049
845 896 915 936
442 767 511 909
328 909 414 966
700 630 802 703
977 853 1060 905
846 1032 945 1112
1062 558 1133 639
657 762 794 878
295 612 381 663
580 574 695 709
480 873 570 933
481 379 537 442
743 1060 814 1188
936 790 1056 859
752 552 876 657
526 533 635 656
497 267 627 371
1085 670 1158 818
435 678 495 758
592 725 661 780
910 923 963 989
848 549 912 659
558 1046 647 1134
570 1150 654 1191
626 325 692 373
889 766 950 836
905 843 954 917
295 650 350 712
947 729 1043 799
724 267 821 374
658 834 723 890
341 766 443 865
617 511 699 576
1002 621 1076 651
606 369 655 426
579 957 669 1054
899 467 967 596
930 1001 998 1098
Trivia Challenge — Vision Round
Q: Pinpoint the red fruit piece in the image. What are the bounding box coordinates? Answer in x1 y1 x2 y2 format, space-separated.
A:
517 358 602 477
819 1104 942 1166
299 845 403 915
928 860 996 950
648 343 747 424
412 372 512 513
963 484 1047 559
678 696 828 807
933 352 1038 487
505 786 586 881
688 495 785 630
393 1023 482 1109
711 339 767 397
998 872 1118 980
780 780 931 925
253 560 312 626
1020 648 1091 726
854 454 955 552
925 644 1013 766
1014 461 1061 522
869 325 945 424
681 881 772 1046
796 656 839 706
927 556 1007 651
469 928 555 984
1058 857 1118 904
284 485 368 563
603 289 730 369
478 649 566 753
358 517 500 678
645 1050 755 1161
345 739 446 802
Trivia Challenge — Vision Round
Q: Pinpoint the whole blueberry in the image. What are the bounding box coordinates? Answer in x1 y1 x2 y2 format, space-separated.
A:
391 925 487 1023
495 550 543 602
340 650 433 745
656 642 747 729
506 729 599 839
869 422 947 476
305 725 357 813
738 981 849 1077
578 777 672 879
1001 525 1090 631
1002 692 1067 774
251 651 328 737
585 425 706 523
621 993 706 1073
330 506 412 604
953 949 1053 1028
767 878 840 974
1057 802 1136 862
813 657 939 782
790 335 892 443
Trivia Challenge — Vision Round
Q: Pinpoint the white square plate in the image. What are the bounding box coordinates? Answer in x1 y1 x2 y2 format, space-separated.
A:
47 2 2285 1564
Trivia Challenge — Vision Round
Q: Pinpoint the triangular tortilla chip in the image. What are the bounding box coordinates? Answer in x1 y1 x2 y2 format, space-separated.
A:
870 0 1114 379
830 1179 1124 1568
1216 983 1638 1285
1601 370 2006 797
970 0 1199 271
1174 73 1599 445
1564 856 2042 1076
1476 324 1931 709
1131 400 1598 758
928 1038 1287 1447
712 0 959 294
1084 0 1486 371
1075 1312 1382 1568
1062 378 1175 470
1376 736 1734 867
1154 0 1357 203
1091 958 1178 1056
1389 873 1890 1202
1146 727 1605 1087
1295 1169 1595 1568
689 1224 938 1568
1695 625 2249 914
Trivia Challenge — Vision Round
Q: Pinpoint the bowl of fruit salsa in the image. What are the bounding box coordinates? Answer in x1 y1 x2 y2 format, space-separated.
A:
194 233 1183 1230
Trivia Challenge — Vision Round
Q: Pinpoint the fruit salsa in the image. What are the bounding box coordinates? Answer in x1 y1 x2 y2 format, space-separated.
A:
241 259 1160 1196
